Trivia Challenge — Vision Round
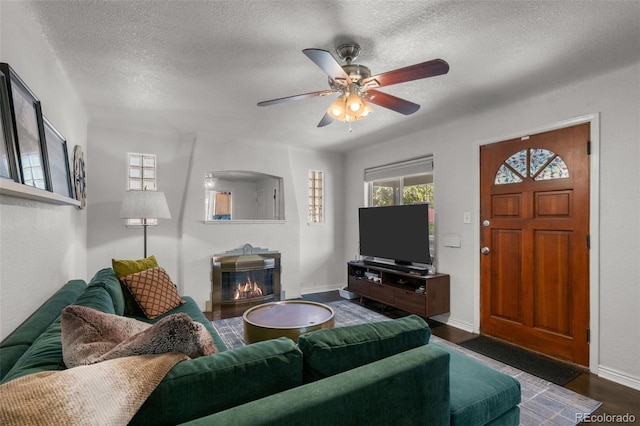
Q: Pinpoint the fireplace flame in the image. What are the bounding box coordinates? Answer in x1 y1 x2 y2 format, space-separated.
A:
233 276 263 300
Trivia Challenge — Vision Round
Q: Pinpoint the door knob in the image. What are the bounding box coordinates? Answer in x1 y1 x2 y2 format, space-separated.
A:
481 247 490 255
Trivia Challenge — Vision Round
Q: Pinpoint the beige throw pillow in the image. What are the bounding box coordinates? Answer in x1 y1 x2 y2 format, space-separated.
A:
121 266 185 319
61 305 217 368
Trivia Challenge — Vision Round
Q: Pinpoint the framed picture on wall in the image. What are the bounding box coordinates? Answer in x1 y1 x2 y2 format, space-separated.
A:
0 66 19 181
42 117 73 198
0 63 49 191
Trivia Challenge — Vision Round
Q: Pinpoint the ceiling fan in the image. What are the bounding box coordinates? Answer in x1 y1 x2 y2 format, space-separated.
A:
257 43 449 128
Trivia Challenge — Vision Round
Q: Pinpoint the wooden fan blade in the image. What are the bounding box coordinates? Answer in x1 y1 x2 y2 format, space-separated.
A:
362 59 449 89
257 89 336 107
317 113 333 127
303 49 351 84
366 90 420 115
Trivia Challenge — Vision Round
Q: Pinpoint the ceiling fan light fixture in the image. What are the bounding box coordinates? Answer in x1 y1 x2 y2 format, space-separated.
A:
360 101 373 117
327 96 347 120
328 92 373 123
351 100 372 121
346 92 364 113
345 84 365 114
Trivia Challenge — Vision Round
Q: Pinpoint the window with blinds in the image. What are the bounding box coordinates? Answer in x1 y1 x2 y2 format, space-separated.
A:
365 156 435 259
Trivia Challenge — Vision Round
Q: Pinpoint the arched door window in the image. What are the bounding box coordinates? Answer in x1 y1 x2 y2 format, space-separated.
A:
495 148 569 185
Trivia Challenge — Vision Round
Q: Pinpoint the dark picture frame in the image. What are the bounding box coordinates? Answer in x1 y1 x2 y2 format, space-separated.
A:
42 117 73 198
0 67 19 181
0 63 49 191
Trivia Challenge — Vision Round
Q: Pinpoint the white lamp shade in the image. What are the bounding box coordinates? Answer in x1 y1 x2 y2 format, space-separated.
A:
119 191 171 220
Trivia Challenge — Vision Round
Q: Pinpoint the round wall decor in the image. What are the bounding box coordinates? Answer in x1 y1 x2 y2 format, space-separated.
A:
73 145 86 209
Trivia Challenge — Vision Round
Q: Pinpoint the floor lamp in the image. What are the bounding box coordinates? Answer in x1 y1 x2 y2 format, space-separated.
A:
119 190 171 258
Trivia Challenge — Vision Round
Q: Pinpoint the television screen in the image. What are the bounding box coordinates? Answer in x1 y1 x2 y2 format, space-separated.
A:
358 204 431 265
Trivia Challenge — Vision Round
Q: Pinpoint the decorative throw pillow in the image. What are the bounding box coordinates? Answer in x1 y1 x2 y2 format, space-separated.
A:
121 266 185 319
112 255 158 278
61 305 217 368
112 255 159 316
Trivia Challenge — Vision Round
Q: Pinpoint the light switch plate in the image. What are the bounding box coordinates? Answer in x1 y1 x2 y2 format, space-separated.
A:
463 212 471 224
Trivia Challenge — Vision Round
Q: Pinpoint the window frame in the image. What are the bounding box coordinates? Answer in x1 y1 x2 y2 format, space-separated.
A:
308 170 324 224
364 156 435 263
126 152 158 227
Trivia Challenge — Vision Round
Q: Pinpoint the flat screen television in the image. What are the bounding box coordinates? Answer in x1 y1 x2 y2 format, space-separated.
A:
358 204 432 268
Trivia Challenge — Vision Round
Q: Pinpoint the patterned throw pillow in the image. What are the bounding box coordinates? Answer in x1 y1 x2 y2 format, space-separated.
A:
121 267 185 319
112 255 159 316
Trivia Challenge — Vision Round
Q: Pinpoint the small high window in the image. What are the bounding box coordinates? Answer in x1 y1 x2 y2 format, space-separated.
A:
127 153 157 226
308 170 324 223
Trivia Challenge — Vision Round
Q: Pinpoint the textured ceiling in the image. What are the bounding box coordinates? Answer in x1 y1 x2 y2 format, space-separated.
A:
24 0 640 151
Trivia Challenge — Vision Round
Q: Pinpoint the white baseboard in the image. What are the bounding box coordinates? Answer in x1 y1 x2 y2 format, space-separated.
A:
598 365 640 391
300 284 342 295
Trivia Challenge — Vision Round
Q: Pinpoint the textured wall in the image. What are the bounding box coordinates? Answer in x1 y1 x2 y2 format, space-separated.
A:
0 3 88 340
345 63 640 387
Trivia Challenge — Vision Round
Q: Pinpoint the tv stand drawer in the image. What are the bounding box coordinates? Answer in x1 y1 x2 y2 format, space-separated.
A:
394 289 426 316
348 277 370 296
369 283 394 305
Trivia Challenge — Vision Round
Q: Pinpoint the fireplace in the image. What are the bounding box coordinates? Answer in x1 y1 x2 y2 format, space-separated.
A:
211 244 281 306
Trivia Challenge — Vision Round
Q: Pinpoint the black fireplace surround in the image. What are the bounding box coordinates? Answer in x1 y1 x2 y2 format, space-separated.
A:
211 244 281 306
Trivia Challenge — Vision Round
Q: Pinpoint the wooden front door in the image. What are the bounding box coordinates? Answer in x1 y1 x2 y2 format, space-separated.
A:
480 123 590 365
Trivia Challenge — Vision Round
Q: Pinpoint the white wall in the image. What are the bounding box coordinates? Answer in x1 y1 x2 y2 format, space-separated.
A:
289 148 346 294
0 2 88 339
85 128 345 310
85 124 193 281
344 63 640 387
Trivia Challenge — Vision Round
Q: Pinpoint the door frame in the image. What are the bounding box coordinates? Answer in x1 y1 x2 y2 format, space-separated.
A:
472 113 600 373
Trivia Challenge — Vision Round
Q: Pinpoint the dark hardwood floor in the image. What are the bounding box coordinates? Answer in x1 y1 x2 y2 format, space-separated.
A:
207 290 640 424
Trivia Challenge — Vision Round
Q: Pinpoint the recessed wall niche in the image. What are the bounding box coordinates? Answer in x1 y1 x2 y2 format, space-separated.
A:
204 171 284 222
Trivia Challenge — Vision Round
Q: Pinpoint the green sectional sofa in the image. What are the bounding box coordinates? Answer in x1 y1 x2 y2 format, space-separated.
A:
0 268 520 425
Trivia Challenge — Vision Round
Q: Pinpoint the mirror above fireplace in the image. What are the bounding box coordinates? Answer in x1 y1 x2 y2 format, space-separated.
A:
204 171 284 222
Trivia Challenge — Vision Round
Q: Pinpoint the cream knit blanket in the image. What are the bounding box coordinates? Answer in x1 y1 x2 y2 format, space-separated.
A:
0 353 187 426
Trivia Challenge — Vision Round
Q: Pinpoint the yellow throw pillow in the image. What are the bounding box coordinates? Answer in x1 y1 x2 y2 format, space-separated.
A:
112 255 158 278
121 267 185 319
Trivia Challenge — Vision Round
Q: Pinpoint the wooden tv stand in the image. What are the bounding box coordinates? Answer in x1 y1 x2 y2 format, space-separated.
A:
347 261 450 317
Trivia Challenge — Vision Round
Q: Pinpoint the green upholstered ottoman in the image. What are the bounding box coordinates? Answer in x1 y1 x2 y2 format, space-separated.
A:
432 342 521 425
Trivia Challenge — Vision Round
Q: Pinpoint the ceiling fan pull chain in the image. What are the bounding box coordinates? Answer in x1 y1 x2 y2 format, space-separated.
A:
348 121 353 133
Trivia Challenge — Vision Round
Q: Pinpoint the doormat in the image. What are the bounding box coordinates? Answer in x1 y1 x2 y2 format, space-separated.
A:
459 335 584 386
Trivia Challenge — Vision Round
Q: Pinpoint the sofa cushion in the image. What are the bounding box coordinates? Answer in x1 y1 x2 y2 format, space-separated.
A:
61 305 216 368
432 342 521 426
73 284 118 314
297 314 430 382
131 338 304 426
121 267 185 319
180 345 451 426
0 321 66 384
112 256 158 316
0 279 87 380
88 268 125 316
1 285 118 384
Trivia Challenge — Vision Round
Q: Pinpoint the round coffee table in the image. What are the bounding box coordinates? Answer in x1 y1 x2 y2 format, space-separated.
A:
243 301 335 344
